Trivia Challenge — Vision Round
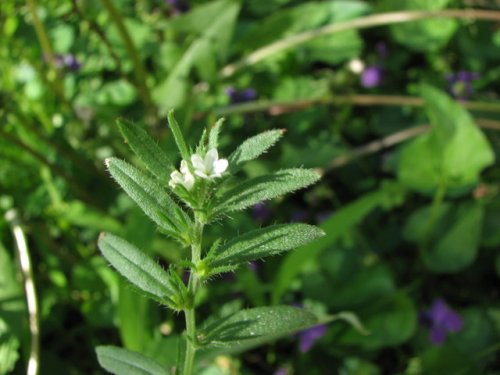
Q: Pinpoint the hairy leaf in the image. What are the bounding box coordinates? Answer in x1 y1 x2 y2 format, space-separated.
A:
167 111 190 161
98 233 176 306
214 168 320 215
96 346 167 375
105 158 190 241
208 224 324 269
228 129 284 170
199 306 319 351
208 118 224 150
116 119 174 181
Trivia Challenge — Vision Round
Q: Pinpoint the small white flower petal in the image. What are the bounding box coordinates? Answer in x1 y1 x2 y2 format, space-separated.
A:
182 171 195 190
191 154 205 172
205 149 218 169
213 158 228 175
194 170 209 179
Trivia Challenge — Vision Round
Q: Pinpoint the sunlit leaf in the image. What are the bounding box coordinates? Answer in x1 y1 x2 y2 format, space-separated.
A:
208 224 324 269
199 306 319 351
96 346 168 375
228 129 284 171
105 158 190 241
97 233 176 307
117 119 174 182
213 169 320 216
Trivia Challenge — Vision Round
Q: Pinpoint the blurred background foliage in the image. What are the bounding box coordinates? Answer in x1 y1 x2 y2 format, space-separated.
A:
1 0 500 374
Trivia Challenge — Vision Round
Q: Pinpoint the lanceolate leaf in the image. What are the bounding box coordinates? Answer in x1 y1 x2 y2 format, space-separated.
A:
208 224 325 269
208 118 224 150
116 119 174 182
198 306 318 352
105 158 191 241
167 111 191 161
98 233 176 306
96 346 168 375
228 129 284 171
213 169 320 216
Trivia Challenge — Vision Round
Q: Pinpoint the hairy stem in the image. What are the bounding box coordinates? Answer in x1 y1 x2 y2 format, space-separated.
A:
182 219 204 375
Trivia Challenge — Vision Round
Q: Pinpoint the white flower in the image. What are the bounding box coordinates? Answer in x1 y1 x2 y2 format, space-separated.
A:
169 160 195 190
191 148 228 179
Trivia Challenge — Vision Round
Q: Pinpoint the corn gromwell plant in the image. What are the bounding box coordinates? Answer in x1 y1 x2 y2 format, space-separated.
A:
95 111 326 375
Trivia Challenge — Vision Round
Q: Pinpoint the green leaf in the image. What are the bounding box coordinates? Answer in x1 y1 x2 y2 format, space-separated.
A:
208 118 224 150
97 233 177 306
398 86 495 194
272 187 388 304
383 0 457 51
96 346 168 375
105 157 190 241
208 224 324 269
404 202 484 273
167 111 190 161
214 169 320 216
198 306 319 352
228 129 285 171
332 293 417 350
152 1 240 111
116 119 174 182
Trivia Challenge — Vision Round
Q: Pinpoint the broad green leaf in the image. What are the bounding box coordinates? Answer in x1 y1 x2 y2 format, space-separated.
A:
97 233 176 306
167 111 190 162
96 346 167 375
208 224 324 269
331 293 416 350
116 119 174 181
105 158 190 241
404 202 484 273
228 129 285 171
152 1 240 111
383 0 457 51
398 86 494 194
198 306 319 351
272 187 388 304
214 169 320 216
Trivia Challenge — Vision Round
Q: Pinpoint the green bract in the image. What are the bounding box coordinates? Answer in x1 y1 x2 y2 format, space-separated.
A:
96 114 325 375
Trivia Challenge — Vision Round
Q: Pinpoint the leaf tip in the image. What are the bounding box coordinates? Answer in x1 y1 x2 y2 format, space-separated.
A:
98 232 107 242
280 128 287 135
104 158 112 168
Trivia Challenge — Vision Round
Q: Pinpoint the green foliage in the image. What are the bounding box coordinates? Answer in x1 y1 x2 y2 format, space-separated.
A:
383 0 457 51
398 85 495 194
96 346 168 375
116 119 174 181
198 306 319 351
105 158 191 242
207 223 325 269
213 169 321 216
97 233 180 309
228 129 285 171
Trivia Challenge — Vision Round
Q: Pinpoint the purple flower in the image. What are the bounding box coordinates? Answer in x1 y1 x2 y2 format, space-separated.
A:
291 210 308 222
273 367 289 375
446 71 479 100
165 0 189 14
252 202 271 222
315 211 332 223
420 298 463 345
225 87 257 104
298 324 328 353
361 66 383 88
48 54 81 71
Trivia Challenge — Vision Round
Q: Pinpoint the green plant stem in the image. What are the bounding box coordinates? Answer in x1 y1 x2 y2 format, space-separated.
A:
25 0 65 100
99 0 157 125
211 95 500 117
221 8 500 78
5 209 40 375
182 219 204 375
